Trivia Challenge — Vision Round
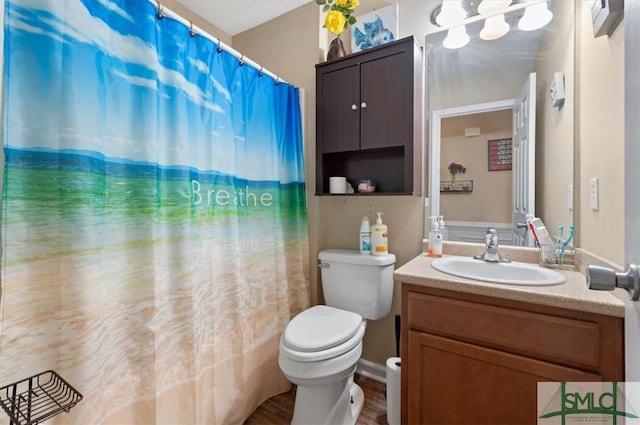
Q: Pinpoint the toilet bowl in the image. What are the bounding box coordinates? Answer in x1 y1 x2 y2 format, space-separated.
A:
278 249 396 425
279 305 367 425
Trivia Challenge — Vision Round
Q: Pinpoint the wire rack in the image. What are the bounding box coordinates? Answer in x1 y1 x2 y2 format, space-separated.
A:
0 370 82 425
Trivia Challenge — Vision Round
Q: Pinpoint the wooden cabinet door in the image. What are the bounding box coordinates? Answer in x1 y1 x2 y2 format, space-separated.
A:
360 51 409 151
318 64 360 153
407 330 602 425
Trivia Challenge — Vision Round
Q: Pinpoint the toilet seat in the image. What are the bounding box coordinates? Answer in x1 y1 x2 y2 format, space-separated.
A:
280 305 365 362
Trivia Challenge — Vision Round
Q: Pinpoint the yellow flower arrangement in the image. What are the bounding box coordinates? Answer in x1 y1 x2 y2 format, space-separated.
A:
316 0 360 36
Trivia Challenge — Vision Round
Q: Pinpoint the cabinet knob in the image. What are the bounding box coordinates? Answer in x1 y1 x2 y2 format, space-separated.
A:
351 104 358 110
361 102 368 109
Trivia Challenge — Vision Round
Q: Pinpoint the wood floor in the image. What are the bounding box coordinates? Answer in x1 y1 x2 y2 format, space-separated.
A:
244 374 389 425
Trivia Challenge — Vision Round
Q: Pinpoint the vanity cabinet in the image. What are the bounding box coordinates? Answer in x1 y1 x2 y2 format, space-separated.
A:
401 284 624 425
315 36 422 195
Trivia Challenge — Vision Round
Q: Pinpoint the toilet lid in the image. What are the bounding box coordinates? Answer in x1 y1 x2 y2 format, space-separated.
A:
282 305 363 352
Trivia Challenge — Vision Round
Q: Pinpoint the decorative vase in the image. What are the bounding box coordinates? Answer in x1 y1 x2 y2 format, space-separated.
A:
451 173 456 182
327 36 346 61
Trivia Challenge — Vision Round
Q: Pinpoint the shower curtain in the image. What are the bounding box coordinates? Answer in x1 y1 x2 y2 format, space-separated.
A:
0 0 309 424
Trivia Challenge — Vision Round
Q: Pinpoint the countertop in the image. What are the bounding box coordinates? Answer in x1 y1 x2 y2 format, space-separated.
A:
394 252 625 318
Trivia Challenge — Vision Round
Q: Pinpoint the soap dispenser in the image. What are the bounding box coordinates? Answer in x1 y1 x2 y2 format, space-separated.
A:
438 216 448 241
371 212 388 256
432 226 443 258
427 216 438 257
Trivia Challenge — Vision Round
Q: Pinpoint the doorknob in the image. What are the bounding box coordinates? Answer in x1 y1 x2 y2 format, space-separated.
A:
586 264 640 300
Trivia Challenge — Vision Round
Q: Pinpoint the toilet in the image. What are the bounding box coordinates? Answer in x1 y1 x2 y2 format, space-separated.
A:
278 248 396 425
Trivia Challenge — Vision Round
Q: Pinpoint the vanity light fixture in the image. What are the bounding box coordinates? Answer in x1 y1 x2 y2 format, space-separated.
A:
518 1 553 31
436 0 466 27
477 0 512 16
431 0 554 49
443 24 471 49
480 13 510 40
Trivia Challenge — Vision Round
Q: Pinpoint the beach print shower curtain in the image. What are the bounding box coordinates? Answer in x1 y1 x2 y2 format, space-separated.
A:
0 0 309 423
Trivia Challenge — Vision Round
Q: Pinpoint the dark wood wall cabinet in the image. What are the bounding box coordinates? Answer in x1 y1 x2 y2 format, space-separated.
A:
401 284 624 425
315 36 423 195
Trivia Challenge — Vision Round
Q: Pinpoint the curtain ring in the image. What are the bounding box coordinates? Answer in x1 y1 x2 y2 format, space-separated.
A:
217 39 222 53
239 54 244 66
189 22 195 38
156 1 164 19
275 76 280 86
258 66 264 77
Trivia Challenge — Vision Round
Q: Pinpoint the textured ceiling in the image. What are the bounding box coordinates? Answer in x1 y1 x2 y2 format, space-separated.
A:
175 0 313 36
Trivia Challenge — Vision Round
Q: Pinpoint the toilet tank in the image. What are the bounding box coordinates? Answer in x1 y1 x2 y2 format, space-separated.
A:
318 249 396 320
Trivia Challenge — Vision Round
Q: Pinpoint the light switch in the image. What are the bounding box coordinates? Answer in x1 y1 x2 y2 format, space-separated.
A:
590 178 599 211
567 184 573 211
550 72 565 108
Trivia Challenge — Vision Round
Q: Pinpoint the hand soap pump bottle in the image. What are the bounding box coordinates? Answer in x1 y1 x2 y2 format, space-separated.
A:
438 216 448 241
359 216 371 255
427 216 438 257
433 225 443 258
371 212 388 256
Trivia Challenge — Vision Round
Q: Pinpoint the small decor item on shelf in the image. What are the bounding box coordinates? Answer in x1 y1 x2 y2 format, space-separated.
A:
448 162 466 181
358 179 376 193
351 3 399 53
317 0 359 61
327 37 346 61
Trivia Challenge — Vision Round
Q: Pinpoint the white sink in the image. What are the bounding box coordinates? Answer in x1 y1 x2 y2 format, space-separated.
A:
431 256 566 286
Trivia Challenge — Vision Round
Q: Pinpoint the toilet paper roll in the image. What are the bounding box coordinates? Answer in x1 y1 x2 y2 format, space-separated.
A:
329 176 347 194
386 357 401 425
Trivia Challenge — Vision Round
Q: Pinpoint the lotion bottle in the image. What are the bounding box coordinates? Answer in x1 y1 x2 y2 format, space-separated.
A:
359 216 371 255
433 226 443 258
427 216 438 257
371 212 388 256
438 216 448 241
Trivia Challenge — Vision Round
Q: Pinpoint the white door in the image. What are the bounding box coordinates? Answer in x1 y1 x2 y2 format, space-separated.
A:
624 0 640 383
587 1 640 383
512 73 536 247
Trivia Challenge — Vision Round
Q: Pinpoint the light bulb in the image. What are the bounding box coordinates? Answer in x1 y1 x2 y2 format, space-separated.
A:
518 1 553 31
477 0 512 16
436 0 466 27
480 14 510 40
443 25 470 49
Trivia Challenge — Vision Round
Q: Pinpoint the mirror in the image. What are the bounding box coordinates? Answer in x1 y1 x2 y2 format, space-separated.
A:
424 0 575 247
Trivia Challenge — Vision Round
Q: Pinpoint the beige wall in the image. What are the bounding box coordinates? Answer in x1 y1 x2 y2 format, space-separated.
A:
440 110 513 223
575 1 625 265
535 0 575 238
211 0 626 365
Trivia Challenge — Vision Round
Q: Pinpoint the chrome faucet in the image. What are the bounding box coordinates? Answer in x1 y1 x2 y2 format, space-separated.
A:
474 228 510 263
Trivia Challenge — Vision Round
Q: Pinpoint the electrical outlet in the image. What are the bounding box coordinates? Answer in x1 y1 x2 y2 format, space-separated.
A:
590 178 599 211
567 184 573 211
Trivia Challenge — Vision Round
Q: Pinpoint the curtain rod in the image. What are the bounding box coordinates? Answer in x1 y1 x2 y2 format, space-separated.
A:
151 0 289 85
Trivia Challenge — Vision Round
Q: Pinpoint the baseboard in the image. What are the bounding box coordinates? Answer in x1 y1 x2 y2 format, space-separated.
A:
356 358 387 384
